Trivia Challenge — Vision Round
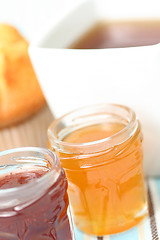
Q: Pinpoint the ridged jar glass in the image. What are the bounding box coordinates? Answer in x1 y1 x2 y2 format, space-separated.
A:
48 103 148 236
0 147 75 240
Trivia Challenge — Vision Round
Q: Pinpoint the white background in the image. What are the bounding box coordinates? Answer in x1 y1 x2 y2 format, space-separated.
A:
0 0 78 40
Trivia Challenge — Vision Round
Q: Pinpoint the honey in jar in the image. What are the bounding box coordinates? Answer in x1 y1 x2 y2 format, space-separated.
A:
48 104 148 236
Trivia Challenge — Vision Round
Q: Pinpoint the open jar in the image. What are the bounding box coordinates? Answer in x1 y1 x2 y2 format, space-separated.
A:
0 147 75 240
48 103 148 236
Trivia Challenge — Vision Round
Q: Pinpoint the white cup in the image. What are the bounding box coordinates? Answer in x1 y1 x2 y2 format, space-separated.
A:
29 0 160 176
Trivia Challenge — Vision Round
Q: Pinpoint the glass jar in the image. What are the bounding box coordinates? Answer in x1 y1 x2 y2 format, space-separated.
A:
48 103 148 236
0 147 75 240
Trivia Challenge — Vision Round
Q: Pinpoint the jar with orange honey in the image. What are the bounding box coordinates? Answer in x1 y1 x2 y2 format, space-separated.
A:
48 103 148 236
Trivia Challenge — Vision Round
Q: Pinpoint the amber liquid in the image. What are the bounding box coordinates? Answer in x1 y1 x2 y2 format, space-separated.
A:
70 20 160 49
53 122 147 236
0 169 73 240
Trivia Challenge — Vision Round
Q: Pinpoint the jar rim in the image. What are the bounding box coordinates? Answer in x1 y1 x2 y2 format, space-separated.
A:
48 103 138 154
0 147 61 209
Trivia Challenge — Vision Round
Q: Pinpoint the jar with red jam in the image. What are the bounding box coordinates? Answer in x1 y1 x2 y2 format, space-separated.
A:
0 147 75 240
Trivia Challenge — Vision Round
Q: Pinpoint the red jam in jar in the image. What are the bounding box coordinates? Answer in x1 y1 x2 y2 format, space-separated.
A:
0 147 74 240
